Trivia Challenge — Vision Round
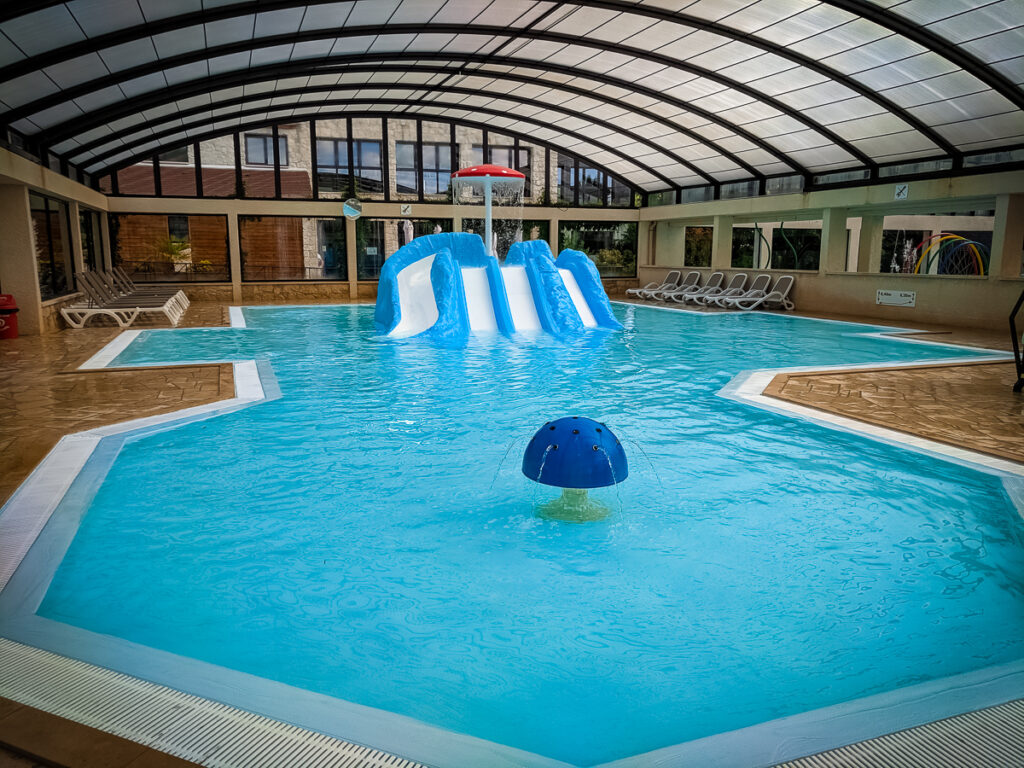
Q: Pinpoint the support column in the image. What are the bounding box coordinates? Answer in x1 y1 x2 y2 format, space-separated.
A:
856 214 884 274
637 221 651 267
820 207 849 273
100 212 112 271
991 193 1024 280
68 201 85 277
548 217 559 257
710 215 733 270
346 216 358 299
0 185 43 334
227 212 242 303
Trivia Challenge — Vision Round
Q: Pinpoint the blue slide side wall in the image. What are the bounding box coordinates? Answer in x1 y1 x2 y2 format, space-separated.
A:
375 232 513 339
506 240 584 338
556 249 624 330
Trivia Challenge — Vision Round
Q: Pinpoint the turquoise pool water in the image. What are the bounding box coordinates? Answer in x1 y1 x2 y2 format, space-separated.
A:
35 306 1024 765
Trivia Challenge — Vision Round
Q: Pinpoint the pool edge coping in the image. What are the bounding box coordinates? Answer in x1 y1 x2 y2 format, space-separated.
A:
1 304 1022 768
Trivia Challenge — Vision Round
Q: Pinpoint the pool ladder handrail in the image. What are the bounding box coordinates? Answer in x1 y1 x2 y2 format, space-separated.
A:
1012 287 1024 393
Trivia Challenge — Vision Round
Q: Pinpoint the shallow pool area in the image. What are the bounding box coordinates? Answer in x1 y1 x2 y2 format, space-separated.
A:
3 304 1023 767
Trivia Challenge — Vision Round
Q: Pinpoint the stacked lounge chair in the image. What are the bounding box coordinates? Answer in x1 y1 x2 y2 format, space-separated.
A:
109 267 189 313
674 271 724 304
719 274 795 311
691 272 746 306
627 270 682 300
60 271 186 329
650 271 700 300
709 273 770 307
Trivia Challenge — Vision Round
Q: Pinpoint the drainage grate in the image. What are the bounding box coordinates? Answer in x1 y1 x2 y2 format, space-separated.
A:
774 698 1024 768
0 638 426 768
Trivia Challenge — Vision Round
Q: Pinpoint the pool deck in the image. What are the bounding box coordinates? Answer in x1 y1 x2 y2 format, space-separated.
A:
1 298 1022 767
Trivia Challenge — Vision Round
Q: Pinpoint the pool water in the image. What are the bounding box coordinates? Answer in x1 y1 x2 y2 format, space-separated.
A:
36 306 1024 765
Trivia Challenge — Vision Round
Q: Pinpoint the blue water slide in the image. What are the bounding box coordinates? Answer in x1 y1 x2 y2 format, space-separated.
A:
375 233 514 340
556 249 624 330
506 240 585 338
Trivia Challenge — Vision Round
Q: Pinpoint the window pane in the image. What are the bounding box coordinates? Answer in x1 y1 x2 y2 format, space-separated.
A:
159 146 189 163
200 137 236 198
30 194 73 300
771 227 821 271
116 162 155 195
110 214 230 282
245 135 267 165
558 221 637 278
462 217 549 260
685 227 712 267
396 171 417 194
279 123 309 199
316 139 336 166
240 215 347 281
158 147 196 197
356 218 451 280
396 142 416 168
277 136 289 167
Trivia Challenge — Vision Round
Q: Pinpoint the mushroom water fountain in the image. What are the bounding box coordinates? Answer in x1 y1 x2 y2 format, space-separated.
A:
451 164 525 259
522 417 628 522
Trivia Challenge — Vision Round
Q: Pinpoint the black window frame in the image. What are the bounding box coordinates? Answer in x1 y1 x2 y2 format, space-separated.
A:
471 143 532 198
316 136 350 195
352 139 383 194
29 192 75 301
395 140 420 195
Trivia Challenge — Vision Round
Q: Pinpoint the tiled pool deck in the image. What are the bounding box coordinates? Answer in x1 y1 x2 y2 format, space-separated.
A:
1 300 1021 767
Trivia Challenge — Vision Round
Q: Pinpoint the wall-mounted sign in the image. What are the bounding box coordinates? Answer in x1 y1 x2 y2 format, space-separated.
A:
894 183 909 200
877 289 915 307
400 203 412 215
343 198 362 219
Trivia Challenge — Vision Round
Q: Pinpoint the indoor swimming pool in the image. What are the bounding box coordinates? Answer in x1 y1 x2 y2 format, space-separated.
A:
2 304 1021 768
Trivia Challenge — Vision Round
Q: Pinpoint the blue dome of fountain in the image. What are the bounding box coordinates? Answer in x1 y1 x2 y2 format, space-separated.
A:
522 417 628 489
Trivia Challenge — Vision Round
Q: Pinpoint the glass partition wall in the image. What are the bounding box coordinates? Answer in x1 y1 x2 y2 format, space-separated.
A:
96 118 636 209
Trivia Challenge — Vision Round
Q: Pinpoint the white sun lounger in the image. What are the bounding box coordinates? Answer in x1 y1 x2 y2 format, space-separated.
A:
692 272 747 305
650 271 700 300
633 270 684 300
674 271 725 304
709 273 770 307
109 267 190 313
61 271 184 329
720 274 795 311
626 270 680 298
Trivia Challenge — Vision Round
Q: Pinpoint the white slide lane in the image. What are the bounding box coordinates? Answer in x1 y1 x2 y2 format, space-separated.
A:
461 267 499 332
558 268 598 328
390 254 438 337
501 265 542 332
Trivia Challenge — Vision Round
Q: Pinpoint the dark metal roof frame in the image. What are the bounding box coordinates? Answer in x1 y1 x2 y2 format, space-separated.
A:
64 68 752 180
36 53 801 177
1 23 880 167
80 84 713 185
94 101 678 190
0 0 984 159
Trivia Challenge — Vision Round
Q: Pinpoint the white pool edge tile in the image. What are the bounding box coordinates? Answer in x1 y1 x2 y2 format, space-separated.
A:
78 330 142 369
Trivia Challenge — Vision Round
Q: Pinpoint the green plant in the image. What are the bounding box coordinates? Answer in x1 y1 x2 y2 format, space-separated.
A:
152 236 191 263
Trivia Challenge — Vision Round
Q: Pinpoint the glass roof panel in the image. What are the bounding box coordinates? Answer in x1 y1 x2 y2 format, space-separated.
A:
151 26 207 58
204 15 256 48
959 27 1024 63
390 0 450 24
67 0 147 37
0 6 85 56
346 0 402 26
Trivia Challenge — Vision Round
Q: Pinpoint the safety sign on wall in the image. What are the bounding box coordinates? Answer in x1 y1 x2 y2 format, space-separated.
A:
876 289 916 307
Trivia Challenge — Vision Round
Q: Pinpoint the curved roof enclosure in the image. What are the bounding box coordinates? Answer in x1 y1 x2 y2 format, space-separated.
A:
0 0 1022 194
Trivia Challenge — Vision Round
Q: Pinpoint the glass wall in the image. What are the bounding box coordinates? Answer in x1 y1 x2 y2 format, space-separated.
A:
79 207 104 273
239 215 347 281
99 119 631 207
461 218 550 260
771 227 821 271
30 193 74 300
558 221 637 277
279 123 313 200
684 226 712 267
731 227 762 268
110 214 230 281
116 162 155 195
356 218 451 280
157 146 197 197
199 137 237 197
315 118 349 199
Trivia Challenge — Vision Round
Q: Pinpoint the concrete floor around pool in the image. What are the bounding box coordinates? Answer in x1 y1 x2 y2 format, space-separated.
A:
1 298 1022 767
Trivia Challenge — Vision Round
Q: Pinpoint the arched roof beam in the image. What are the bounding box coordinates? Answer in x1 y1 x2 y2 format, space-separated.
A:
0 0 973 161
92 99 680 190
36 54 800 178
1 0 1016 124
60 65 759 180
0 24 879 169
79 84 713 185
